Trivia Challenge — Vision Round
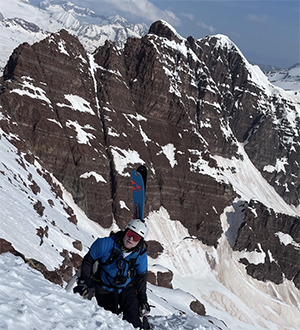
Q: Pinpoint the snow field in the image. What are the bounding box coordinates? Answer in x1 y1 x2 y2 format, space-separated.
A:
0 253 228 330
145 207 300 330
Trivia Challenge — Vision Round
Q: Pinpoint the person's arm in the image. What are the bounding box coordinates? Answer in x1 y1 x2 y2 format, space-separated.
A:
74 237 106 296
135 271 148 302
135 251 150 315
73 251 95 297
79 251 95 287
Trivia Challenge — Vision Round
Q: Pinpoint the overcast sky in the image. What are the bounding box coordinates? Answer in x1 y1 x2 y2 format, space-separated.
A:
31 0 299 69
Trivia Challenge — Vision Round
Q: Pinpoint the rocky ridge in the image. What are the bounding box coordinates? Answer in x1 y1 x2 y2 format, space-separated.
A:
0 20 300 294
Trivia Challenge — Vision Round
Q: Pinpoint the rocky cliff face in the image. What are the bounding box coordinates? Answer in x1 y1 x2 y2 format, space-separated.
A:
235 200 300 289
1 30 112 227
0 21 299 290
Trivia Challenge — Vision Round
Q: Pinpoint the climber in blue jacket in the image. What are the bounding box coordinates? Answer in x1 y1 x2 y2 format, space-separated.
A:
73 219 150 328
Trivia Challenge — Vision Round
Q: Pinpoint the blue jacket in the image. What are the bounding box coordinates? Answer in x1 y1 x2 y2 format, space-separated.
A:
81 233 148 294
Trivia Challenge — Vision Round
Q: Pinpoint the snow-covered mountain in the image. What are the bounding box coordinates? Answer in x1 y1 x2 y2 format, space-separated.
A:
0 0 148 70
263 63 300 91
1 1 300 330
1 0 299 92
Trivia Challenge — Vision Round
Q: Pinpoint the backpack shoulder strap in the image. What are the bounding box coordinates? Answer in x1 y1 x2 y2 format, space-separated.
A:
95 234 147 270
128 241 147 270
140 241 147 255
103 232 123 265
103 246 121 265
92 233 122 277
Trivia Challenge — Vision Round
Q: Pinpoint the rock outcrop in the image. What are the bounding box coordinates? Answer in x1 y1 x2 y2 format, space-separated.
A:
235 200 300 289
1 21 299 290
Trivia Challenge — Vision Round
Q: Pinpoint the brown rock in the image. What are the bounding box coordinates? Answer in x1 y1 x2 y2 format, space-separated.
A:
157 270 173 289
147 240 163 259
234 200 300 289
0 238 17 254
72 240 83 251
190 299 206 316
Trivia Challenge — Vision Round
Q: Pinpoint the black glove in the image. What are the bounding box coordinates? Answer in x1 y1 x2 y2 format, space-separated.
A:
73 280 90 298
138 301 150 316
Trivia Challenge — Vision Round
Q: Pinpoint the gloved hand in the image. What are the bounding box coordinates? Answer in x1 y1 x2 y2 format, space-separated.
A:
138 301 150 316
73 280 90 298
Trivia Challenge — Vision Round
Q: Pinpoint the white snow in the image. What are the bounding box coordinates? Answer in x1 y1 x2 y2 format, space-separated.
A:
145 206 300 330
275 232 300 249
212 143 300 217
158 143 178 168
0 252 229 330
1 103 300 330
2 123 300 329
0 131 108 270
57 38 70 56
0 253 137 330
123 113 147 127
120 200 130 211
47 118 63 128
80 171 107 183
10 76 52 105
0 0 148 70
263 157 289 174
57 94 95 115
66 120 96 145
266 65 300 91
111 146 144 175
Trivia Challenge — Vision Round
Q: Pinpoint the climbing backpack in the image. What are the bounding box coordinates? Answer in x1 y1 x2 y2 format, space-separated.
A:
92 231 147 288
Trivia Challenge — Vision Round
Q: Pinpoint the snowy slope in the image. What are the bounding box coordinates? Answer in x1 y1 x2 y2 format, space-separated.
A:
1 126 300 330
0 132 229 330
0 253 229 330
264 64 300 91
0 130 110 268
146 207 300 330
0 2 50 70
211 34 300 96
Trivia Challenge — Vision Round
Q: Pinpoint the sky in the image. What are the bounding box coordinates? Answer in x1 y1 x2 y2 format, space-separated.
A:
29 0 300 69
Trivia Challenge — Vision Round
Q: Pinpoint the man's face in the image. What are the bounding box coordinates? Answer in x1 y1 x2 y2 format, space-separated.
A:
123 229 141 249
